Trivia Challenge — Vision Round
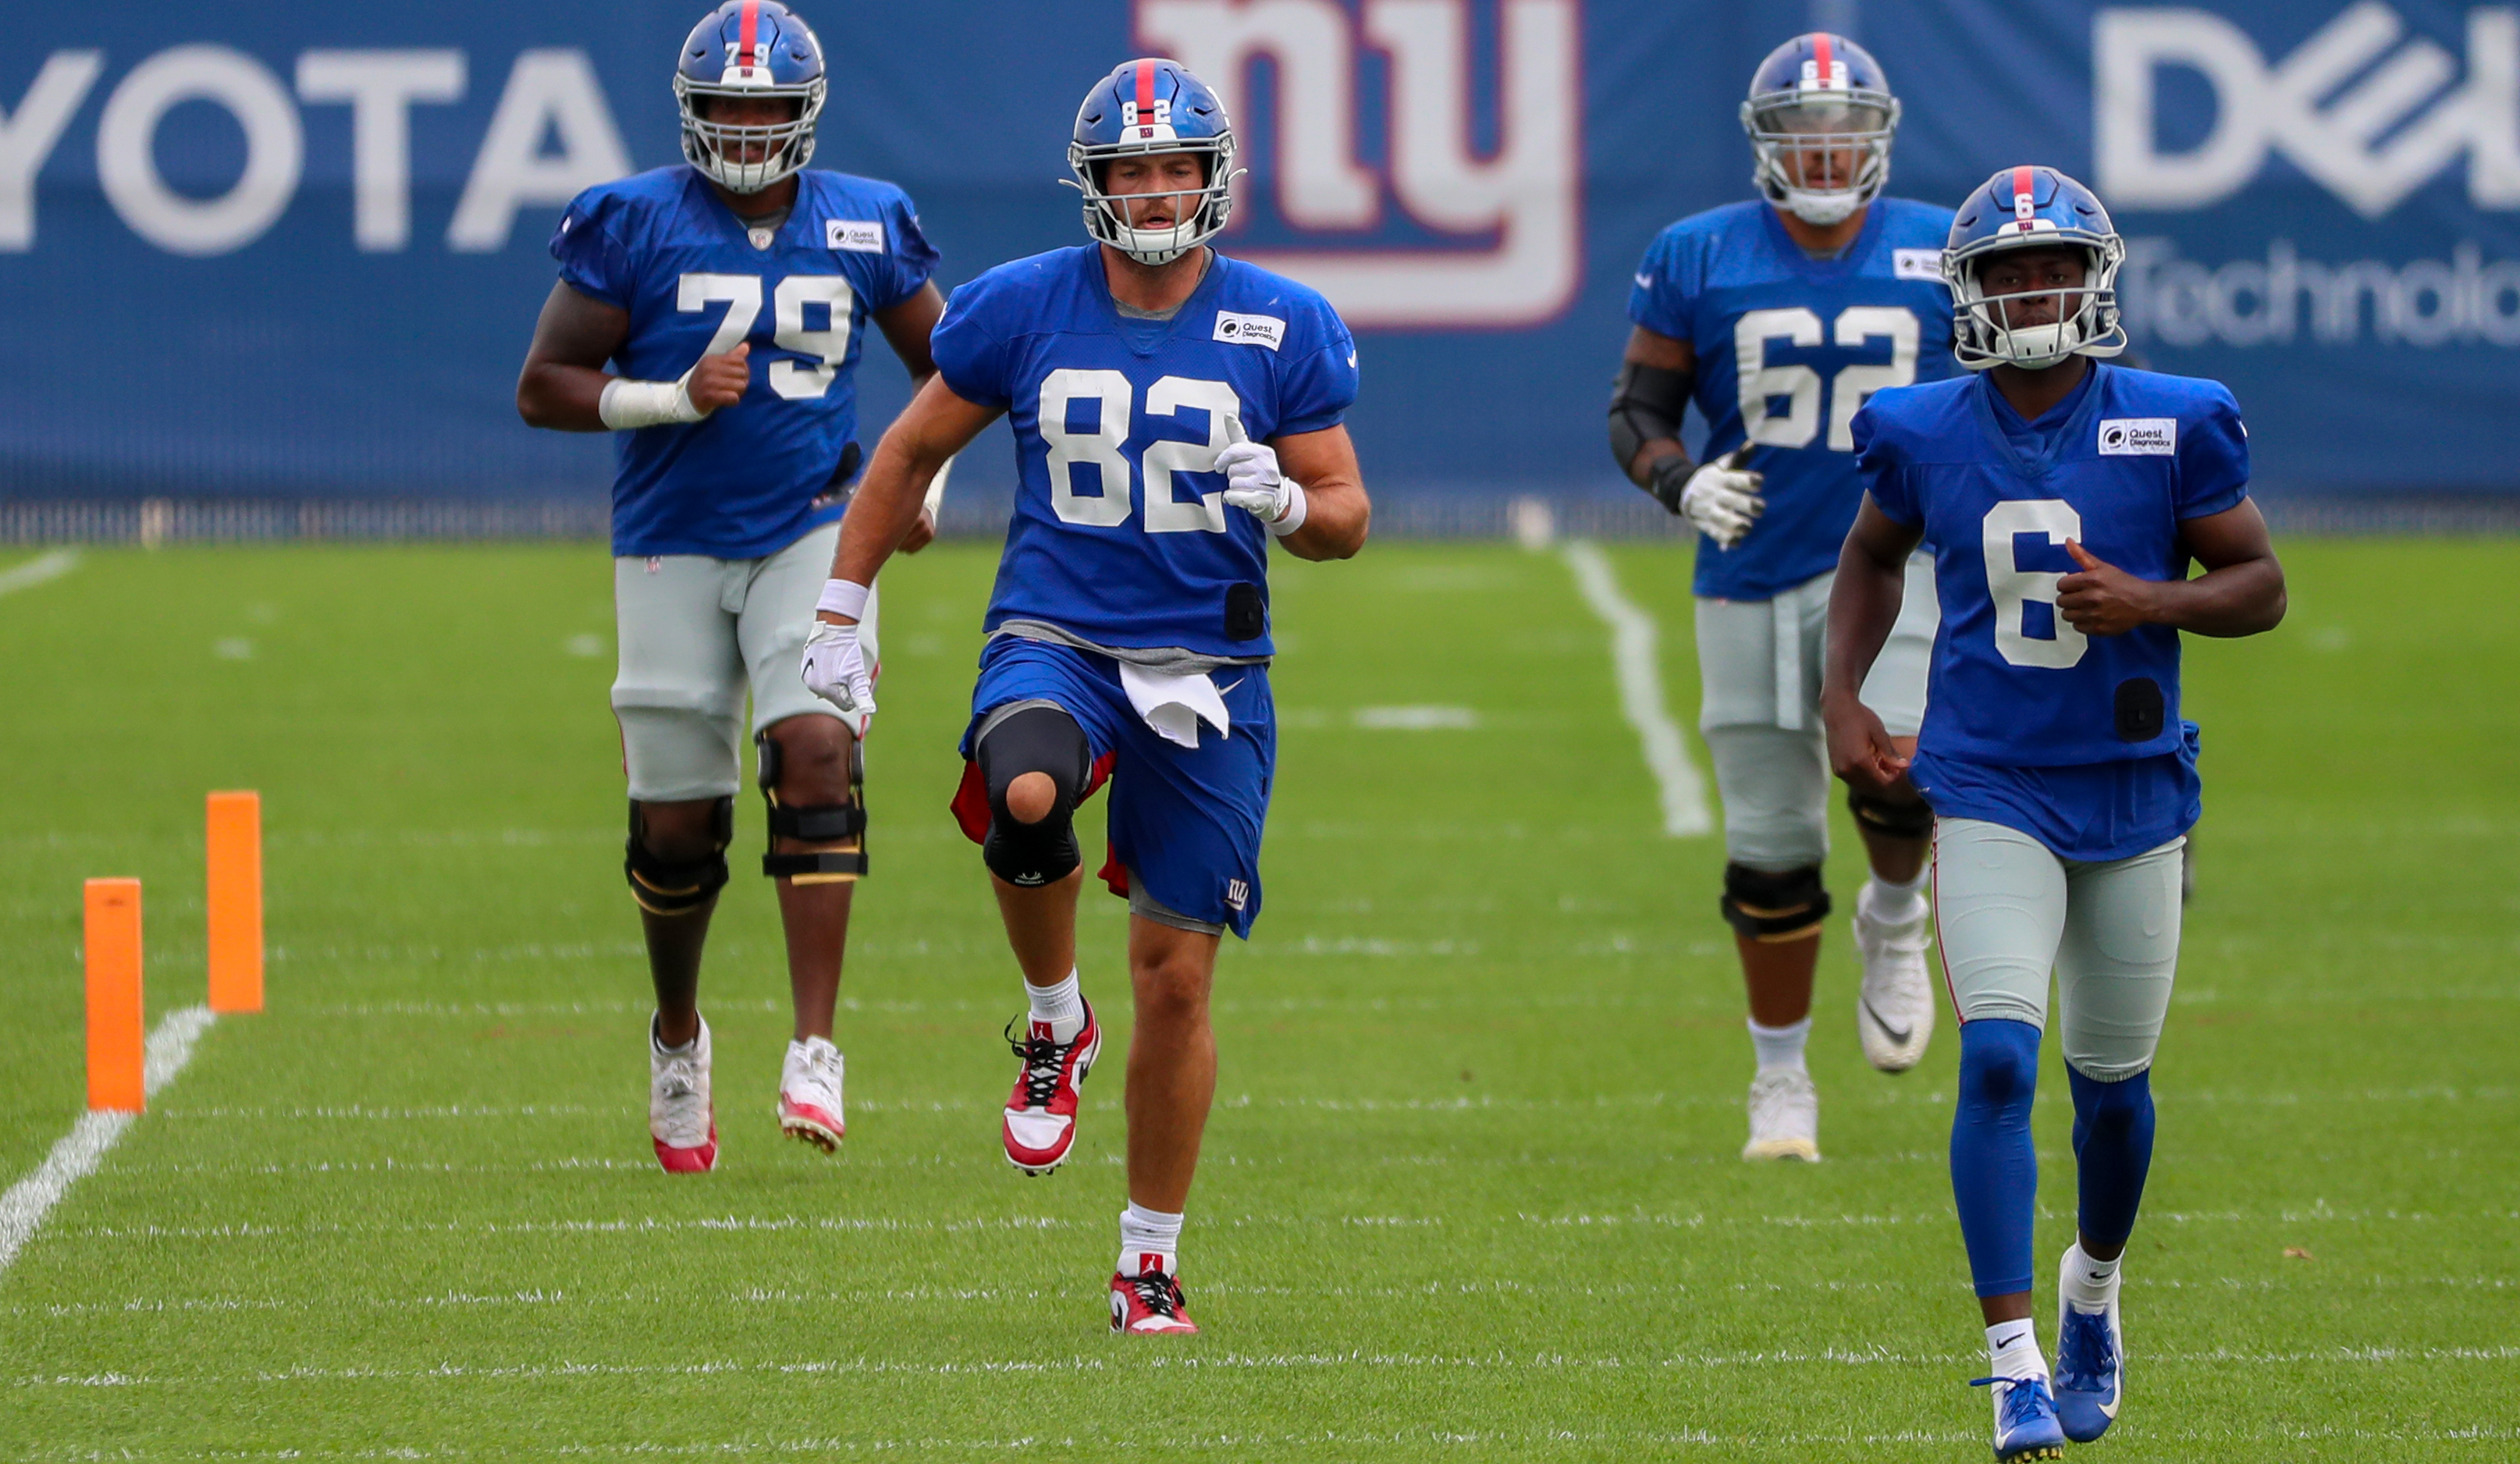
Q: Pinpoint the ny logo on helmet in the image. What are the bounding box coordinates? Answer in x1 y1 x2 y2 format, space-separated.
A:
1135 0 1580 328
2096 3 2520 217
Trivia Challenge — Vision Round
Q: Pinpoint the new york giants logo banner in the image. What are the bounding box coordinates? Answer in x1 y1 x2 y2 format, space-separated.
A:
0 0 2512 502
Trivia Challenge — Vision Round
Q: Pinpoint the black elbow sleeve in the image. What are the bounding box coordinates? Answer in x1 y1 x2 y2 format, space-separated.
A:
1608 360 1693 479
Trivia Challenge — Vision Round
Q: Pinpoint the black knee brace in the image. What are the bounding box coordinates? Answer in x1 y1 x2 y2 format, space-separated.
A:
1721 862 1831 942
755 729 867 883
1848 787 1934 840
624 798 732 916
976 705 1092 887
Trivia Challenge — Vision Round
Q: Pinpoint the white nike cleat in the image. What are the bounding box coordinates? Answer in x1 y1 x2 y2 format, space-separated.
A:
778 1035 846 1154
649 1014 717 1174
1742 1068 1820 1161
1853 883 1935 1073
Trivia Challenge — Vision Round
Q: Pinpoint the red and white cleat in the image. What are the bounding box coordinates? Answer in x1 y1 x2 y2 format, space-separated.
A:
1109 1258 1199 1335
649 1014 717 1174
1002 1002 1100 1174
778 1035 846 1153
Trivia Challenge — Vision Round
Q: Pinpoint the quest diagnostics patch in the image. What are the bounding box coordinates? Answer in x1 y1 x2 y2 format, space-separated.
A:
2097 418 2177 456
1212 311 1285 350
826 219 886 253
1893 247 1943 280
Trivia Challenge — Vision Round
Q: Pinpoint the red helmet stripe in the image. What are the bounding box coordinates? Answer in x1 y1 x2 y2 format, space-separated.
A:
1136 59 1157 118
1812 32 1834 83
2012 165 2035 206
738 0 760 66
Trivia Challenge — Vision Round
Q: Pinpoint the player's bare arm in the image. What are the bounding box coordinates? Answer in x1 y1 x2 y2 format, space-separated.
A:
1821 496 1925 794
821 376 1004 618
869 282 951 554
2057 500 2285 638
873 282 947 382
516 281 750 430
1246 425 1369 562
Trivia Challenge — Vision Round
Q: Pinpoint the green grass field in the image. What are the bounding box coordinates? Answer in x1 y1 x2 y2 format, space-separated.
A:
1 538 2514 1461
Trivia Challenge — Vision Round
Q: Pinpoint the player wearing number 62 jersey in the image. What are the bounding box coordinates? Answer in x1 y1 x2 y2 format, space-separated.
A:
1825 165 2284 1461
517 0 948 1175
1609 32 1958 1164
801 59 1368 1335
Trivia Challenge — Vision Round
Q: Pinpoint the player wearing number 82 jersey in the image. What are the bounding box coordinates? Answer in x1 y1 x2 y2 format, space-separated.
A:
803 58 1369 1334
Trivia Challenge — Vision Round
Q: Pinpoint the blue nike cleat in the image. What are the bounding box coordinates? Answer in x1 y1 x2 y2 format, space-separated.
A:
2054 1300 2124 1442
1969 1373 2067 1461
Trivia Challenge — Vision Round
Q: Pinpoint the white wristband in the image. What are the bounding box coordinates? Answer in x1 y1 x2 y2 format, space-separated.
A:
816 578 872 620
599 371 706 430
1267 480 1310 538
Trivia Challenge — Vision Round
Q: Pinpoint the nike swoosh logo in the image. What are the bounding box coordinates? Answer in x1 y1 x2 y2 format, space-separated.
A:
1862 995 1913 1046
1996 1331 2028 1350
1633 272 1655 288
1214 676 1246 695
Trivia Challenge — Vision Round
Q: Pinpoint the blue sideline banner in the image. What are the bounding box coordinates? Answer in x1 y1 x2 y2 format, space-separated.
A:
1 1 2514 501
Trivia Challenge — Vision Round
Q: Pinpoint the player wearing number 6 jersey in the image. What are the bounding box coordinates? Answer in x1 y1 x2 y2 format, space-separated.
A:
802 58 1368 1334
516 0 949 1174
1609 33 1957 1163
1825 166 2284 1461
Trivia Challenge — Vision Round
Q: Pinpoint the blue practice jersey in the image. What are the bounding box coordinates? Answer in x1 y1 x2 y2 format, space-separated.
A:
1855 363 2251 771
932 246 1359 658
1628 197 1957 601
552 166 939 560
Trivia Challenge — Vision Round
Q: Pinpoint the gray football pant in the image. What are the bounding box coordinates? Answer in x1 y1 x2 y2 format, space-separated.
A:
1697 557 1935 871
1932 817 2185 1081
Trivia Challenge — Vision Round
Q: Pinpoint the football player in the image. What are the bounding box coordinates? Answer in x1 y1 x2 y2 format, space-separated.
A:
515 0 949 1173
1824 167 2284 1459
801 59 1369 1334
1608 33 1955 1161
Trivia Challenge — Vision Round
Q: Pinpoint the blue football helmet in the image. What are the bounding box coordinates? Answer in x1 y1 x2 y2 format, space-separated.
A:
1740 33 1900 226
1944 165 2129 371
674 1 826 194
1067 59 1242 266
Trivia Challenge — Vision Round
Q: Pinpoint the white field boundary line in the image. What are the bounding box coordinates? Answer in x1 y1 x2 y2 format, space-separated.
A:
0 548 80 599
19 1343 2520 1391
0 1006 215 1279
23 1423 2519 1459
1559 541 1711 837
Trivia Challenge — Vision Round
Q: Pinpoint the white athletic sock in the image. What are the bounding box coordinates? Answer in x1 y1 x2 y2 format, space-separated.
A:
1118 1201 1183 1277
1026 969 1086 1041
1747 1015 1811 1073
1986 1320 2050 1382
1862 871 1930 926
2062 1242 2120 1314
651 1014 699 1056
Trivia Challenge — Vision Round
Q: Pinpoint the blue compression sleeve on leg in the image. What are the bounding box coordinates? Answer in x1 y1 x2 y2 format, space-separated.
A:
2068 1065 2156 1250
1951 1019 2043 1298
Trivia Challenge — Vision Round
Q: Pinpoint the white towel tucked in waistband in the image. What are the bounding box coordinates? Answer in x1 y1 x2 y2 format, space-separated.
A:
1118 661 1231 749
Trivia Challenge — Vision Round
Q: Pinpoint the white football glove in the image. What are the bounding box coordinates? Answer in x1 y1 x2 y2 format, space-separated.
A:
1214 418 1307 535
800 620 875 720
1655 446 1765 549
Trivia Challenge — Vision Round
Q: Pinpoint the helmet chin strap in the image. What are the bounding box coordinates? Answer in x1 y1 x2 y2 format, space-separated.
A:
1781 190 1863 226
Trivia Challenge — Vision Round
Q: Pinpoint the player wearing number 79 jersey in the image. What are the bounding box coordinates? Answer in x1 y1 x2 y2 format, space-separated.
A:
517 1 947 1175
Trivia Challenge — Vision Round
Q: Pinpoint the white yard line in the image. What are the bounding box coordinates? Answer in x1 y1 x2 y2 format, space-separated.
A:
0 548 79 599
0 1006 215 1278
1559 541 1711 837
